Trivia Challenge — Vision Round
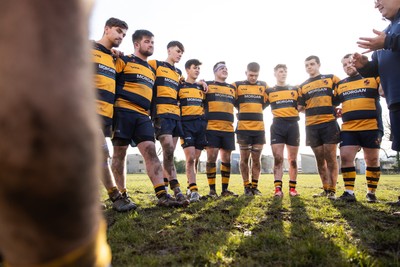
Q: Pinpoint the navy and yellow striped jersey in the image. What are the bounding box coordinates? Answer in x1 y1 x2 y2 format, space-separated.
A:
298 74 340 127
148 60 182 120
92 42 116 127
233 80 268 134
334 75 382 132
179 81 205 120
266 85 300 121
205 81 236 132
114 55 156 116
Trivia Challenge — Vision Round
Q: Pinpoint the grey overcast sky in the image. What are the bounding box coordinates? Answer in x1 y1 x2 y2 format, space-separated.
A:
89 0 393 159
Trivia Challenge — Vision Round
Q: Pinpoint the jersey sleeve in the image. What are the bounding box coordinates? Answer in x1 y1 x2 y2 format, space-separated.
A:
115 57 126 73
297 87 305 106
263 86 269 109
148 59 158 71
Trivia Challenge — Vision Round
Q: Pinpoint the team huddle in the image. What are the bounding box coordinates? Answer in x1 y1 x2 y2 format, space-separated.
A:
1 0 398 266
94 18 387 211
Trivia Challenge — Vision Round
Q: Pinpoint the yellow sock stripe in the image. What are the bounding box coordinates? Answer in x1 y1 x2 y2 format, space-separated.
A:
323 184 329 190
206 164 216 179
206 162 217 187
207 173 216 179
222 177 230 184
274 180 282 188
221 166 231 178
343 178 355 190
342 172 356 179
154 184 166 197
154 183 165 188
169 179 180 189
366 167 380 191
189 184 198 191
341 167 357 191
107 186 118 194
207 178 216 186
366 173 381 179
163 178 169 186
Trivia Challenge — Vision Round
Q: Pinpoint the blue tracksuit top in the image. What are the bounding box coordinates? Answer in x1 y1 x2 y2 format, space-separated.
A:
357 10 400 109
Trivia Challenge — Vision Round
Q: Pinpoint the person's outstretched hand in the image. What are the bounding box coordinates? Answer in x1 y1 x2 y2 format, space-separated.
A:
357 29 386 54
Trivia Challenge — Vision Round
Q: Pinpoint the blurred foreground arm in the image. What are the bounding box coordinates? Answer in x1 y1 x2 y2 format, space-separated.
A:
0 0 110 266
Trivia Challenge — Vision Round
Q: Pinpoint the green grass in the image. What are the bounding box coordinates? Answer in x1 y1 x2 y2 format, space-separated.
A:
103 174 400 266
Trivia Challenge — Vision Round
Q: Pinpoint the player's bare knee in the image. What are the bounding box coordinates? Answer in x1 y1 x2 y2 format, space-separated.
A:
187 157 195 166
274 155 284 165
288 159 297 168
163 149 174 163
252 160 261 168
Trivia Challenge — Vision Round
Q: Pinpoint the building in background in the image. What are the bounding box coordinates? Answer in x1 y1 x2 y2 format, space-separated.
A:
197 153 240 174
300 154 318 174
126 154 145 174
125 152 393 175
261 155 273 174
355 158 366 174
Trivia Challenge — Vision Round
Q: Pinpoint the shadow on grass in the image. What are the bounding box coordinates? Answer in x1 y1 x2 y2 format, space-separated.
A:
332 199 400 266
232 196 346 266
107 195 255 266
231 197 287 266
289 197 347 266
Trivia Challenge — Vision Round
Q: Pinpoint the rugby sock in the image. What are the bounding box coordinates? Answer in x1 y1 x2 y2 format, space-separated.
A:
164 177 169 187
341 167 356 194
107 186 121 201
154 184 167 199
323 183 330 194
169 179 180 189
169 179 182 195
107 186 118 195
251 179 259 189
289 180 297 190
189 183 198 192
244 180 251 188
329 185 336 194
274 180 282 190
206 162 216 191
221 162 231 191
366 166 380 193
120 188 127 194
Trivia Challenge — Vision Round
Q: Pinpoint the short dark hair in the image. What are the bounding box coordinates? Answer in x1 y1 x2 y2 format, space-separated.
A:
132 29 154 43
105 17 128 30
167 41 184 52
185 59 202 70
343 53 352 60
247 62 260 72
274 64 287 72
305 55 320 64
